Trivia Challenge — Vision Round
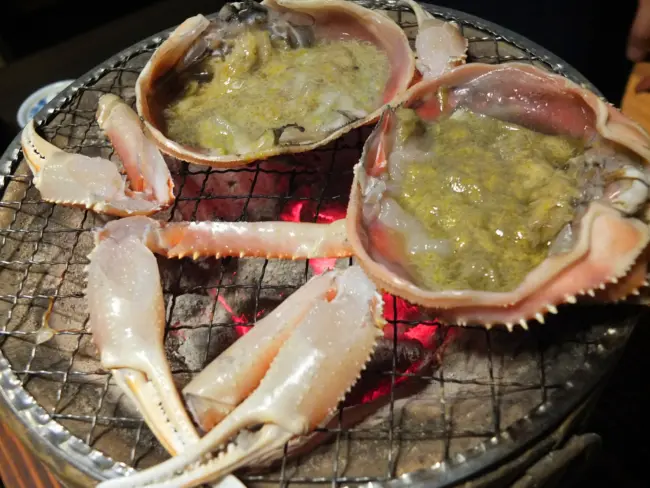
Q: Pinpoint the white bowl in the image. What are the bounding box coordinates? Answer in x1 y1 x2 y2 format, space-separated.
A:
17 80 75 128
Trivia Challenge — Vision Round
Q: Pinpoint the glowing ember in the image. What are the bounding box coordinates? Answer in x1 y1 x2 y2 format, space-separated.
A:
173 161 290 222
381 293 441 347
207 290 253 337
360 361 423 404
216 295 247 325
234 325 253 336
206 287 270 338
281 199 305 222
382 293 421 322
359 295 445 405
403 323 439 348
168 320 187 340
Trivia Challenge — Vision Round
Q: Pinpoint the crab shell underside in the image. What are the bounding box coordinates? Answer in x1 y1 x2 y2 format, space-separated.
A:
134 0 416 167
346 62 650 329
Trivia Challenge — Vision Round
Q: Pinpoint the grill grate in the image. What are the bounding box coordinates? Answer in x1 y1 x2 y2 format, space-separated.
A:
0 2 642 487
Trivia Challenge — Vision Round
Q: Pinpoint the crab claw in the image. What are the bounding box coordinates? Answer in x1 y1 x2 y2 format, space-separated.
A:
403 0 468 79
86 216 197 454
97 265 385 488
21 93 174 216
182 270 338 432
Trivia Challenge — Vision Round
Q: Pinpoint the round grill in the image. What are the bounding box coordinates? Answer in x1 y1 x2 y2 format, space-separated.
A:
0 1 641 487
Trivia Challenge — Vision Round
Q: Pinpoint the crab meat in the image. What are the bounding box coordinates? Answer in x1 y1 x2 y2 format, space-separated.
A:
87 227 384 488
182 270 338 432
20 94 174 216
87 217 262 488
86 217 199 455
135 0 416 166
402 0 467 79
83 216 363 488
346 62 650 328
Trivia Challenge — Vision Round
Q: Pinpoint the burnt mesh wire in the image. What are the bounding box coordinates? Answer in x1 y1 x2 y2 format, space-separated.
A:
0 3 642 487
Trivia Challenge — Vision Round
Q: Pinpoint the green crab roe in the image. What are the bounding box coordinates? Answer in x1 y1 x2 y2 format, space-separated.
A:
388 107 585 292
162 29 390 154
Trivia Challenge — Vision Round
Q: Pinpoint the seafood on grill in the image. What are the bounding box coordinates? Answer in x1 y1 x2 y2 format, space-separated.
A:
86 216 249 488
86 217 198 454
87 217 383 488
20 94 174 217
86 65 646 486
36 61 650 488
402 0 467 79
22 5 650 486
347 62 650 328
134 0 467 167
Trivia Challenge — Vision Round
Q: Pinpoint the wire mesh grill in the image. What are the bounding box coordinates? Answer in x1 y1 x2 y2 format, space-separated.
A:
0 2 642 487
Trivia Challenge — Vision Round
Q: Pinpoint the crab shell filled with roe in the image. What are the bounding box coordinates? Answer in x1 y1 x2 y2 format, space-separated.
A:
134 0 415 167
347 62 650 327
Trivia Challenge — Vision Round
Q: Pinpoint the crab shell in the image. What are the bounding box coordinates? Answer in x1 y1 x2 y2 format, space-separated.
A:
346 62 650 328
134 0 415 167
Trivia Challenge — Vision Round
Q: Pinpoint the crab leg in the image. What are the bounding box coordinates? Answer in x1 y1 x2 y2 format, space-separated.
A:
183 271 338 432
402 0 468 79
87 217 247 488
87 213 352 440
86 216 198 454
97 265 385 488
96 215 353 261
21 93 174 216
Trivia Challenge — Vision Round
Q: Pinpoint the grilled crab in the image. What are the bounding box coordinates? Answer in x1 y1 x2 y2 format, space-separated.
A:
348 62 650 328
20 94 175 217
133 0 465 167
89 219 382 488
19 66 650 488
80 64 650 488
20 4 650 488
134 0 414 167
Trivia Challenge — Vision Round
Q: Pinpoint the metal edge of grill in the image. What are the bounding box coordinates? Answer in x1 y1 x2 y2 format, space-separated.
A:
0 1 634 487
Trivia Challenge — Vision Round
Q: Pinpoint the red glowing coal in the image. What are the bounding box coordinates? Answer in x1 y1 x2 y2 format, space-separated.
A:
214 282 442 407
360 293 441 404
215 295 253 337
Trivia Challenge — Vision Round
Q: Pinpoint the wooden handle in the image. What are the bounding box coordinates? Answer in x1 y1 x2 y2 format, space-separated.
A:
621 62 650 133
0 421 62 488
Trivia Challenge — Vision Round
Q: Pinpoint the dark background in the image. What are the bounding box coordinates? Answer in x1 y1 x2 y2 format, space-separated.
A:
0 1 648 486
0 0 640 149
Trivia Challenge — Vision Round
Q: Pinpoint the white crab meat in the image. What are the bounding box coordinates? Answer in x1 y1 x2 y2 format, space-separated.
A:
20 93 174 216
95 265 385 488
